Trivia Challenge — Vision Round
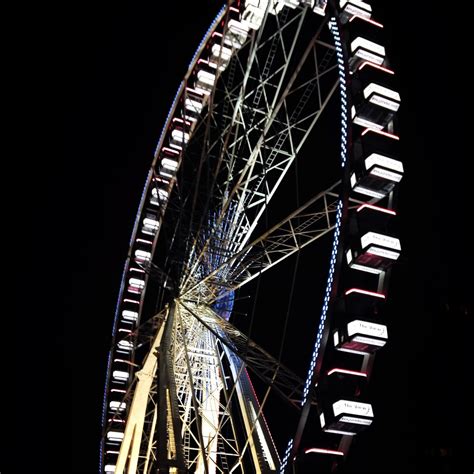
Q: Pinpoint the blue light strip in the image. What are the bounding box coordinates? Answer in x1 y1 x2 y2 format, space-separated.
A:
279 15 349 473
279 439 294 474
300 17 348 405
301 201 342 405
328 17 348 168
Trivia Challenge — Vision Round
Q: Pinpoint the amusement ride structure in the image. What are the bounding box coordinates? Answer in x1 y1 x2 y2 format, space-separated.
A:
100 1 403 472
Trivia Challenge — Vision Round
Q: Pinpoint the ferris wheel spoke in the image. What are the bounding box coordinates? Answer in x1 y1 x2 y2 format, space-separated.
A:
180 7 310 292
182 180 341 303
178 300 307 408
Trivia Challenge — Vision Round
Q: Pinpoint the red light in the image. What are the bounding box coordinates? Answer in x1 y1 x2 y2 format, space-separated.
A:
362 128 400 140
358 61 394 75
130 268 146 273
327 368 367 377
349 14 383 28
136 238 153 245
304 448 344 456
162 147 180 155
172 117 192 127
185 87 205 97
357 203 396 215
345 288 386 299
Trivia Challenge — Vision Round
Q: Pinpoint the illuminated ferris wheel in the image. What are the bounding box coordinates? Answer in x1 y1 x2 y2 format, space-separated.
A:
100 0 403 472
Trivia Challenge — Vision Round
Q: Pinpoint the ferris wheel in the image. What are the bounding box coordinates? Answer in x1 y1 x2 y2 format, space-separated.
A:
100 0 403 472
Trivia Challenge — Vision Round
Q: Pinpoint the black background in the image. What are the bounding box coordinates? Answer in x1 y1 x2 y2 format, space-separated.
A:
14 1 472 472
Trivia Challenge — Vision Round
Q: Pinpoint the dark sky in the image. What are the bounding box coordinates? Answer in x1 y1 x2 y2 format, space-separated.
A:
16 1 471 473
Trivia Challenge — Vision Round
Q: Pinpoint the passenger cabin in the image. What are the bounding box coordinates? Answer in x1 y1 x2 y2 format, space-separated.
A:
194 60 218 96
158 147 179 179
319 369 373 435
183 87 205 121
347 15 385 71
346 203 401 273
350 128 403 199
334 318 388 354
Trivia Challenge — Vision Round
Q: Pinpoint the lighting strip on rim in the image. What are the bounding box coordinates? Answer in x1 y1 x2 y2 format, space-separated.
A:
301 201 342 406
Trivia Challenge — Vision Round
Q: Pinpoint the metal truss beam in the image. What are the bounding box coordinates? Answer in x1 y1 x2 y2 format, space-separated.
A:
182 180 345 304
178 300 309 410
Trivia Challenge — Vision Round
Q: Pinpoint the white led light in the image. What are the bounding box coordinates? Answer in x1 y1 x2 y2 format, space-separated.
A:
104 465 116 473
122 310 138 322
333 331 340 347
320 411 326 428
106 431 124 442
109 401 126 412
353 115 384 130
350 172 357 188
353 185 386 199
346 249 353 264
352 335 387 346
112 370 129 382
325 428 357 436
350 263 383 274
339 415 373 425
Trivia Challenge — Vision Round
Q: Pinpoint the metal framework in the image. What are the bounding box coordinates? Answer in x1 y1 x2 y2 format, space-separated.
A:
101 1 402 473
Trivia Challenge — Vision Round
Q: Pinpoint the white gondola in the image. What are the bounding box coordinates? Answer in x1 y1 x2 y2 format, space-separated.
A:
195 66 217 96
334 319 388 354
121 309 138 322
242 0 268 30
117 339 134 353
142 216 160 236
350 128 403 198
112 370 129 382
134 249 151 263
350 37 385 67
312 0 328 16
352 83 400 130
109 401 127 412
209 44 233 70
106 431 124 442
321 399 374 435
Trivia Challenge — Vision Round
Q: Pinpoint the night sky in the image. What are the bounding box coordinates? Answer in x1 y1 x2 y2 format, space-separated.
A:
16 1 471 472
